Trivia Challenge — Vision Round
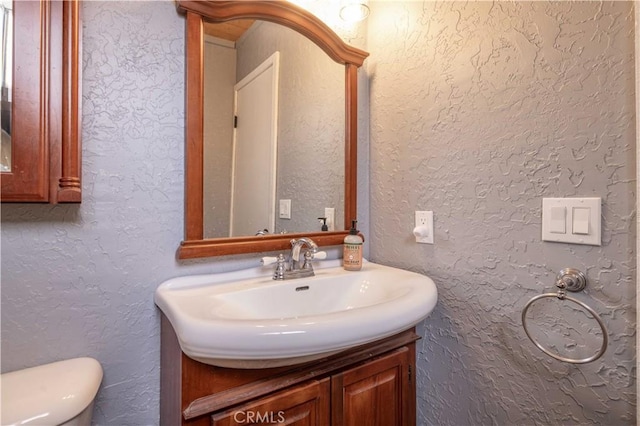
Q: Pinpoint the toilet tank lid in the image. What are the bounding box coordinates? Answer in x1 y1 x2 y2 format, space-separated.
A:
1 357 103 425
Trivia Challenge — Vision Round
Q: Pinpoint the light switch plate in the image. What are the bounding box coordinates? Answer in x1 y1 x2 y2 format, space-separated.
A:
279 199 291 219
542 197 601 246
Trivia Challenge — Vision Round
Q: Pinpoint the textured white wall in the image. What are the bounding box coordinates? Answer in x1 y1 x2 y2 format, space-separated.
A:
367 1 636 424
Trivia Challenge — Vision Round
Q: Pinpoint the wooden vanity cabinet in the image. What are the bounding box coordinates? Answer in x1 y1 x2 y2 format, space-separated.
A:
160 315 418 426
331 347 415 426
211 379 331 426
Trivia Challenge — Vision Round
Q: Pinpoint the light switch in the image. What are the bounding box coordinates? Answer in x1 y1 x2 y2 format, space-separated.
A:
549 206 566 234
572 207 590 235
279 199 291 219
542 197 601 246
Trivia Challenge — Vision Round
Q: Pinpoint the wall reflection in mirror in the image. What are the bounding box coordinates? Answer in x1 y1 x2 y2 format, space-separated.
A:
0 0 12 172
203 19 345 239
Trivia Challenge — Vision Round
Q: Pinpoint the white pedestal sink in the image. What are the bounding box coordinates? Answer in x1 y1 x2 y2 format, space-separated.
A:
155 259 438 368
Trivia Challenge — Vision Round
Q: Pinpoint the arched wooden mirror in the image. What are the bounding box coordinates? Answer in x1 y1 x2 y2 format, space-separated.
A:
177 0 368 258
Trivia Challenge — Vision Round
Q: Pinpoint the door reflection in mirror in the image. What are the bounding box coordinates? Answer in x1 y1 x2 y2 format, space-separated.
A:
1 0 12 172
203 20 345 239
229 52 279 237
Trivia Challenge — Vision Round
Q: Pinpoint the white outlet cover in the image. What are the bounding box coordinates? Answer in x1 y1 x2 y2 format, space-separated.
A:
415 211 434 244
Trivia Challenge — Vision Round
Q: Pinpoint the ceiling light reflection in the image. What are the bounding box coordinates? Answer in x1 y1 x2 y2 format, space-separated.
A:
339 1 370 22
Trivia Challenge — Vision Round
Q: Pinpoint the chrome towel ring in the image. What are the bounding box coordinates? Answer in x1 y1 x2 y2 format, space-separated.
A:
521 268 608 364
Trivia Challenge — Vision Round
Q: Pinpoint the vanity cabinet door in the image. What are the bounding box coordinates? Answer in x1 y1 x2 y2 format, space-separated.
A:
211 378 330 426
331 347 415 426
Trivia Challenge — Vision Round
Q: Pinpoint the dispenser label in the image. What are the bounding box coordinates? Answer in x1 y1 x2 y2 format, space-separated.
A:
343 242 363 270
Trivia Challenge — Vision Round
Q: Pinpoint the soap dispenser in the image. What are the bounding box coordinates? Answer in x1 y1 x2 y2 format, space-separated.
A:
343 220 363 271
318 217 328 231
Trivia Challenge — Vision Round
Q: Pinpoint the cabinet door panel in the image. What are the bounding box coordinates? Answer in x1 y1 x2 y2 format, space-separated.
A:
211 378 330 426
332 347 414 426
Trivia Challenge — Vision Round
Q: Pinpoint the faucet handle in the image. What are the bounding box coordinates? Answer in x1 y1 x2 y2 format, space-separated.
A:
301 251 314 270
263 254 287 280
273 254 286 280
261 256 279 266
314 251 327 260
301 250 327 270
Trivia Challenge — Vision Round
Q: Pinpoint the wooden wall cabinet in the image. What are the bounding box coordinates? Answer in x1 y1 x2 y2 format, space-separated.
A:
161 314 417 426
1 0 82 203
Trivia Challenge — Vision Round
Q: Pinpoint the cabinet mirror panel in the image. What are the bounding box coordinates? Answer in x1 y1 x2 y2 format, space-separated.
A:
203 19 345 239
1 0 12 172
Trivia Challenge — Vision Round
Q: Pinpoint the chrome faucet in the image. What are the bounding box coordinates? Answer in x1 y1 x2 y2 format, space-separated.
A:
290 237 318 271
268 237 319 280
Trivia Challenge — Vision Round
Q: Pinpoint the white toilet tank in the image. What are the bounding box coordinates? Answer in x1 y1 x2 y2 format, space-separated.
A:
1 357 103 426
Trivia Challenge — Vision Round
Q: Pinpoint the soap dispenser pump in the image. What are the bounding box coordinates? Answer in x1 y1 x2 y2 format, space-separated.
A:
343 220 363 271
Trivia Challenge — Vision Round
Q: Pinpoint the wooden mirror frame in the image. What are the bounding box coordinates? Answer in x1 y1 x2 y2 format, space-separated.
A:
177 1 369 259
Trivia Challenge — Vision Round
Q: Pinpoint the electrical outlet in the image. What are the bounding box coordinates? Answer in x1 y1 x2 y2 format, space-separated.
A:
414 211 434 244
324 207 335 231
